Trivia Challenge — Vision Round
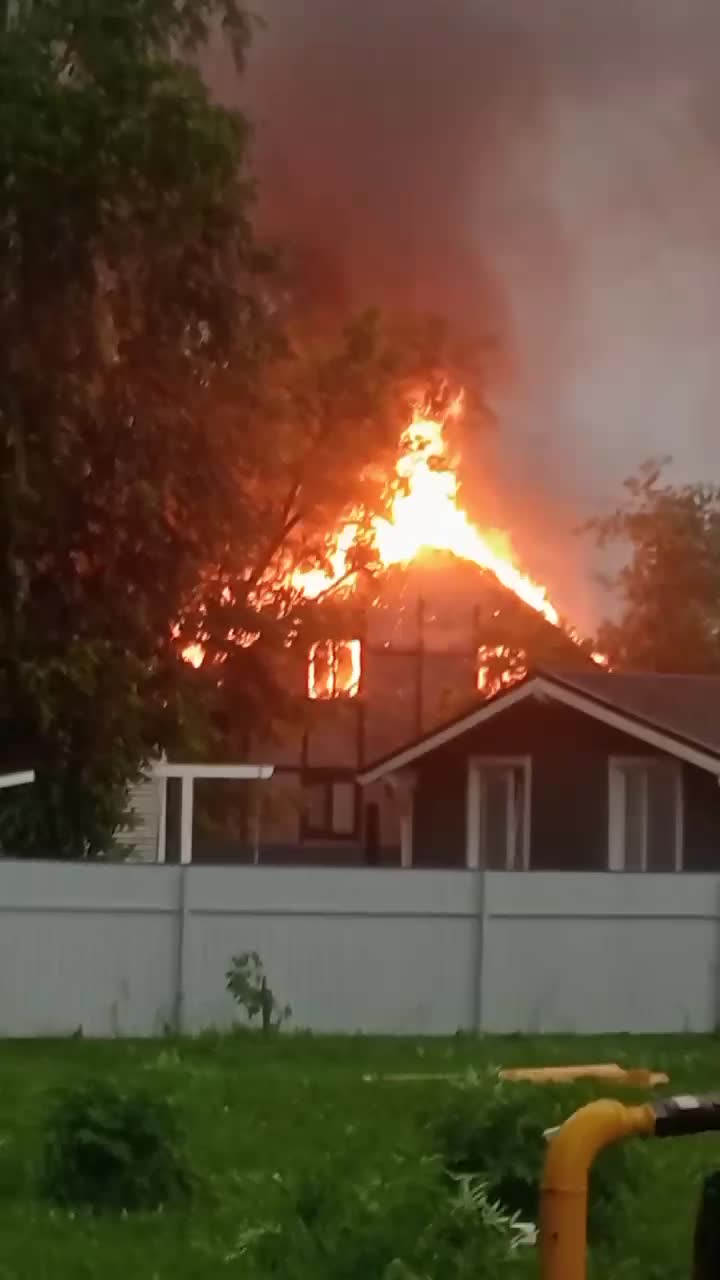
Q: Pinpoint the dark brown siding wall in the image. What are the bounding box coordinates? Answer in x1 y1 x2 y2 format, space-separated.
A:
530 751 608 870
412 698 673 869
414 747 467 866
682 765 720 870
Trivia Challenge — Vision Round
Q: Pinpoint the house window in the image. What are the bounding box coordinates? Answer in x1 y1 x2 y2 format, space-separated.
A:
468 758 530 869
307 640 361 699
608 758 683 871
302 777 358 840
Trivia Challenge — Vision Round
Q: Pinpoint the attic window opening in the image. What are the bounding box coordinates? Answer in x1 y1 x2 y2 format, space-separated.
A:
308 639 362 700
476 644 527 697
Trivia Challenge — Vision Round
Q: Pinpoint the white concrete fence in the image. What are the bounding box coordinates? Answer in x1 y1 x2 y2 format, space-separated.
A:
0 861 718 1037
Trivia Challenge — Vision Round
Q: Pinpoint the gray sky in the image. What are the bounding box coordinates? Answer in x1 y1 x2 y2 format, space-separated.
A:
208 0 720 628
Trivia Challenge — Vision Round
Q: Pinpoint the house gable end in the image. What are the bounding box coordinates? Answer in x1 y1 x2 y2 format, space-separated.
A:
358 674 720 783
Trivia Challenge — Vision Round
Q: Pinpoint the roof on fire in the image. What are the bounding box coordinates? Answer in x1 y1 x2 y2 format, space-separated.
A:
357 669 720 783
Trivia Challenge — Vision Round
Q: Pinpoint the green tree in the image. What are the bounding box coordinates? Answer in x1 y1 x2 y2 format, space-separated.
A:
586 461 720 672
0 0 266 853
0 1 472 854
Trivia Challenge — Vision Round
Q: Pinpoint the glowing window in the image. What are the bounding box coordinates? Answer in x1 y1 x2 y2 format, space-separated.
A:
308 640 361 699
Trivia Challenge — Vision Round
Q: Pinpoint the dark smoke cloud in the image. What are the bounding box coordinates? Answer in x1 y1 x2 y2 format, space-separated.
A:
207 1 720 628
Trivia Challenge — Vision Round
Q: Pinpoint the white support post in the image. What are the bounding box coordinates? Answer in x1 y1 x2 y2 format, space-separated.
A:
466 761 481 869
179 775 194 866
400 791 414 869
156 776 168 864
251 784 261 866
386 769 417 869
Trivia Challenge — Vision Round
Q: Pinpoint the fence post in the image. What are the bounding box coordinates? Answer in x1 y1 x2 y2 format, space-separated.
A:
173 864 190 1034
472 869 488 1033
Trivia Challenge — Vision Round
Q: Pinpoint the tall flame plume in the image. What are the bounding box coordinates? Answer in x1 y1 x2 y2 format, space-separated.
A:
293 396 559 626
185 395 606 680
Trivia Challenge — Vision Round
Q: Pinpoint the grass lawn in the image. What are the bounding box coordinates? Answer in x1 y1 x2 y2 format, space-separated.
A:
0 1033 716 1277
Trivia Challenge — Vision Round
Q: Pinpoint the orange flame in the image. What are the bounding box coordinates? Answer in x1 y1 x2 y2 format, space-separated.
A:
477 644 528 695
293 403 560 628
182 396 608 680
373 416 559 624
182 643 206 669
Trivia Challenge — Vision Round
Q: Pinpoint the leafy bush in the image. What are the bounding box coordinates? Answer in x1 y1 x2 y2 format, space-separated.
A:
226 951 291 1032
42 1079 192 1212
428 1078 642 1242
241 1158 534 1279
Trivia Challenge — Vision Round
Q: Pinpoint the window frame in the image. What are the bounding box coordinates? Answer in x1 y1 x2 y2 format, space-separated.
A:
607 755 684 872
301 771 360 842
466 755 532 870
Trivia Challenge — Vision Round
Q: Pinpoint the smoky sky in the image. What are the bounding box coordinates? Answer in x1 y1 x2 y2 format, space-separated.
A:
207 1 720 628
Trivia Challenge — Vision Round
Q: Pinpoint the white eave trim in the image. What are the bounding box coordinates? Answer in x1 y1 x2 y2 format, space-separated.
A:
151 763 274 780
357 675 720 784
0 770 35 790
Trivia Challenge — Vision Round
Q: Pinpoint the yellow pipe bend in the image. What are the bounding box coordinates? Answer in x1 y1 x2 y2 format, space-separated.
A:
540 1100 656 1280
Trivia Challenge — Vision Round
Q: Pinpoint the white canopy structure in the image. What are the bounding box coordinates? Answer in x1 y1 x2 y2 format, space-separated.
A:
150 762 274 865
0 771 35 790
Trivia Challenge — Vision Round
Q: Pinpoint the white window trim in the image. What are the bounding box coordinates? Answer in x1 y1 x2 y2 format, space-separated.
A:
607 756 683 872
329 780 358 838
302 777 359 842
466 756 532 870
385 770 417 869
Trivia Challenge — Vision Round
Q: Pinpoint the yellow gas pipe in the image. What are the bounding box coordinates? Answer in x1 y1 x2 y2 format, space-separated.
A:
539 1092 720 1280
539 1099 655 1280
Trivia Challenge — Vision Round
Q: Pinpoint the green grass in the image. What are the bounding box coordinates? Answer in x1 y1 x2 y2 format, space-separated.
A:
0 1033 716 1276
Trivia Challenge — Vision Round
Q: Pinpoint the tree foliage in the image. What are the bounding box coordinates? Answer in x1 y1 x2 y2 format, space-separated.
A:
0 1 474 854
586 461 720 672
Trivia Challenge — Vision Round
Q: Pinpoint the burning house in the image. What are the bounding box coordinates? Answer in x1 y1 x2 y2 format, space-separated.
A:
137 404 601 865
194 552 594 866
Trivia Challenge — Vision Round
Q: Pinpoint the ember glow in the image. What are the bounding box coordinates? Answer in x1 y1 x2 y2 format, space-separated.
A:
477 644 528 696
182 643 206 669
290 523 361 603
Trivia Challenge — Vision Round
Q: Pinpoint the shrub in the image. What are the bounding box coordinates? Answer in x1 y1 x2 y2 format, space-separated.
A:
225 951 291 1032
243 1158 534 1279
41 1079 192 1211
428 1078 641 1242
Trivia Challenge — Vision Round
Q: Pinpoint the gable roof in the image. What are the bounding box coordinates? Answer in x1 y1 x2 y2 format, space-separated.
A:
358 669 720 784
